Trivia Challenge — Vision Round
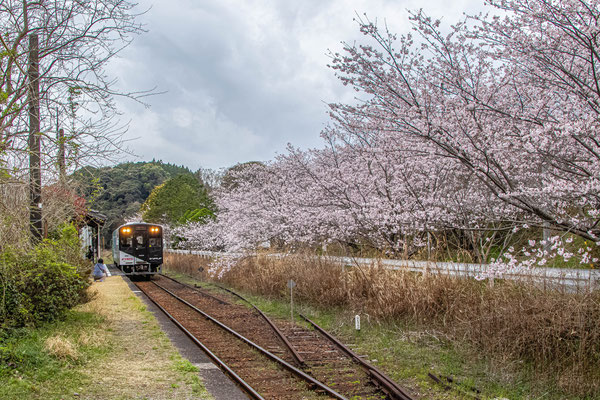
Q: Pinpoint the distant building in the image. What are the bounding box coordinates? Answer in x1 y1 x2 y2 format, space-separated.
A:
78 209 106 262
40 183 107 260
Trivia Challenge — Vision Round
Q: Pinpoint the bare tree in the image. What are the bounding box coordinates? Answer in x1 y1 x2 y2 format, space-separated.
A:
0 0 152 243
0 0 151 176
195 167 226 192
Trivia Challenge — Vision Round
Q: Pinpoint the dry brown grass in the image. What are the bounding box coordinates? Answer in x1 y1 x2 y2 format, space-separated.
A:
164 252 213 279
77 330 106 347
44 335 80 361
0 181 86 249
165 251 600 396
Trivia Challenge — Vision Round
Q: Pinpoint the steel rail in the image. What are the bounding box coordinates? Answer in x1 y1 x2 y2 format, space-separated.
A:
299 314 414 400
158 275 305 366
151 281 348 400
133 283 264 400
158 273 230 305
214 283 306 367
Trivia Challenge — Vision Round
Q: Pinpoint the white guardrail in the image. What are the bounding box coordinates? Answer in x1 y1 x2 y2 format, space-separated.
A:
166 249 599 291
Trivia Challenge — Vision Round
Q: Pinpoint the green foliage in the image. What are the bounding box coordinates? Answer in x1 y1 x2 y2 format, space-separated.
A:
179 208 215 224
141 174 215 225
172 358 199 373
0 312 99 398
0 157 12 180
0 101 20 119
0 225 91 329
86 176 102 206
71 160 193 244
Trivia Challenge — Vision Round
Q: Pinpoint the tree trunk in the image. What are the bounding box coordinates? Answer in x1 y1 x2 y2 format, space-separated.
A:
28 34 42 241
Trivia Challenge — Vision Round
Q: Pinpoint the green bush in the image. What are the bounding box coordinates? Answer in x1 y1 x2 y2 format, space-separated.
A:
0 224 91 329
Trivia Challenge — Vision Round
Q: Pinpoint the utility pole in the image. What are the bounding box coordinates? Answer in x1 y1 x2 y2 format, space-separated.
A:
56 106 66 182
28 34 42 241
58 127 65 182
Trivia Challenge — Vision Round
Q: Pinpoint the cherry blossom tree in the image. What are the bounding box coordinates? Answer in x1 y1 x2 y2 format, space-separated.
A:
328 1 600 242
178 0 600 268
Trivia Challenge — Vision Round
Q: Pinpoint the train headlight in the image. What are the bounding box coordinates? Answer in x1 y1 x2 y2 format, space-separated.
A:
121 227 132 234
150 226 159 233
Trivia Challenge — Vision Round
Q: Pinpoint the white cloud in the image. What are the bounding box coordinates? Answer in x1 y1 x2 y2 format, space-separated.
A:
107 0 487 170
172 107 193 129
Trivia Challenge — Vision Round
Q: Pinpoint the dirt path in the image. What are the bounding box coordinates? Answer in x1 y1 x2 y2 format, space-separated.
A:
76 276 213 399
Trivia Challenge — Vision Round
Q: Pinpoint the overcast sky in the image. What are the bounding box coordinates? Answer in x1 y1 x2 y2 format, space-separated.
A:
109 0 485 171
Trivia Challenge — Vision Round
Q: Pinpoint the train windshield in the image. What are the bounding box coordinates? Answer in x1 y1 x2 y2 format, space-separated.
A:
149 238 161 247
120 235 132 248
135 234 145 250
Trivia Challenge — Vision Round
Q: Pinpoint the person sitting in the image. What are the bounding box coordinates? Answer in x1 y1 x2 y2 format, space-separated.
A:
86 246 94 261
92 258 110 282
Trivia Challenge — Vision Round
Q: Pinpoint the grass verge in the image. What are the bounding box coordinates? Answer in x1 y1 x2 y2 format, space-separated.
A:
0 276 212 400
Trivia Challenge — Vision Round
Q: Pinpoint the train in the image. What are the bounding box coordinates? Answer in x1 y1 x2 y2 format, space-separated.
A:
111 222 163 276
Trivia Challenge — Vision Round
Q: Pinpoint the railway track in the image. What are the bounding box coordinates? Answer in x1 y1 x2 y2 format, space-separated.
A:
134 275 414 399
213 282 414 400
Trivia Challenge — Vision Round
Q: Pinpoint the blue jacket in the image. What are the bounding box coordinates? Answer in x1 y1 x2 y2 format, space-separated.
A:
93 263 109 278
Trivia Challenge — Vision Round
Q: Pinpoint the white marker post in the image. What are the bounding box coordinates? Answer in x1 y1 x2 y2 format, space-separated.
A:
287 279 296 323
355 314 361 331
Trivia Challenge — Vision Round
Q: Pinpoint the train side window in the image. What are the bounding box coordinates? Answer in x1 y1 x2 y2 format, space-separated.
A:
136 235 145 249
149 238 162 247
120 236 132 247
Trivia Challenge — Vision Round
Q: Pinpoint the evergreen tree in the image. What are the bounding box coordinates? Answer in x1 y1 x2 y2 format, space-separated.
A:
141 174 215 225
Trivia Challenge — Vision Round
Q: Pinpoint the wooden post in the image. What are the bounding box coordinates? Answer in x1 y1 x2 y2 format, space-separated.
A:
28 34 42 241
97 223 101 261
427 231 431 259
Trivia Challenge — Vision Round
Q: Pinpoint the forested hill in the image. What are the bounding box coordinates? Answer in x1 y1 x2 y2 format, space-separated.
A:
72 160 193 243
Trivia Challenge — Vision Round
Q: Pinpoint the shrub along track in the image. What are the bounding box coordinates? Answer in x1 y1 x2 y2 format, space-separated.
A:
136 275 414 399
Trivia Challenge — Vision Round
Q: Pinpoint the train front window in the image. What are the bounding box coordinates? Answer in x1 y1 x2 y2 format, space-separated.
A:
120 236 132 248
136 235 145 250
149 238 162 247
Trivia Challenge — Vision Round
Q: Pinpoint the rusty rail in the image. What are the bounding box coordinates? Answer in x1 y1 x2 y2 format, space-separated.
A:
159 275 305 367
214 283 306 367
134 282 264 399
151 281 348 400
159 273 230 305
156 274 412 399
299 313 414 400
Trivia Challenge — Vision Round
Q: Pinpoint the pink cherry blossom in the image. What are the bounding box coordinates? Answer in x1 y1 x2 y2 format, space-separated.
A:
177 0 600 271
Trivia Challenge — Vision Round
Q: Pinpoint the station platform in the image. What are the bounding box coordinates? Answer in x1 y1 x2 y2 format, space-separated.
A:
107 265 248 400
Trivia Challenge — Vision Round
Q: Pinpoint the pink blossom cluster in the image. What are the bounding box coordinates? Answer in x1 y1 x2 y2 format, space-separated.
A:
177 0 600 268
496 232 599 271
207 255 242 279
